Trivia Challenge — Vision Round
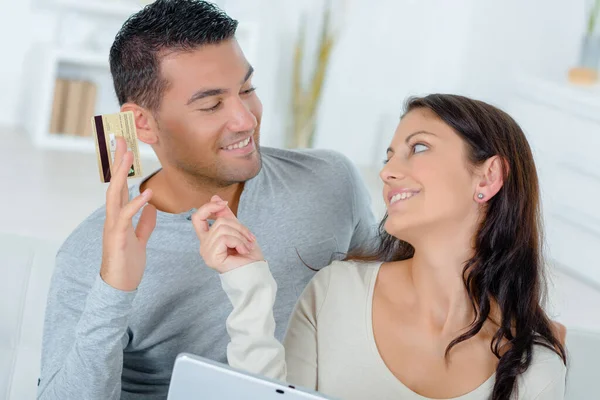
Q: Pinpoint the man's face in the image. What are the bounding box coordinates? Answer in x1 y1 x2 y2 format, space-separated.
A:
153 39 263 186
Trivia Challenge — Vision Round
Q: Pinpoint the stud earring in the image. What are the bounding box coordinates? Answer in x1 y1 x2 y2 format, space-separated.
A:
477 193 484 200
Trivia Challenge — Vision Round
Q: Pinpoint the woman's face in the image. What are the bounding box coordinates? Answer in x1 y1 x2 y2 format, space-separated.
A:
380 108 481 240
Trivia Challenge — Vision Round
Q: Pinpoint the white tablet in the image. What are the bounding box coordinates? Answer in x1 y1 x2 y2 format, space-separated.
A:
167 353 336 400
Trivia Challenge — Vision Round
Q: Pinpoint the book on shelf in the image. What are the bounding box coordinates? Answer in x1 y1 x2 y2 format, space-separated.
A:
80 81 98 137
49 78 67 134
49 78 98 137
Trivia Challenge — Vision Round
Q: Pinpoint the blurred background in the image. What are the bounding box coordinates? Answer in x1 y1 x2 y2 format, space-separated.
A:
0 0 599 399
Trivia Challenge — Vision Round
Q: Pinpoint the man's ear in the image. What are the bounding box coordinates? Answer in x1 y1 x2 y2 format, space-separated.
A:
121 103 159 145
474 155 506 203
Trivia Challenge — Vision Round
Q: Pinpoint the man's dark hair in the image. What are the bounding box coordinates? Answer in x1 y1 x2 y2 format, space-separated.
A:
109 0 238 111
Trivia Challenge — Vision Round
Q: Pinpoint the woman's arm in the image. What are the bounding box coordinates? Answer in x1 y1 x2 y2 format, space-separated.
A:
193 198 330 389
219 259 333 391
282 265 332 390
532 377 565 400
526 346 567 400
219 261 287 381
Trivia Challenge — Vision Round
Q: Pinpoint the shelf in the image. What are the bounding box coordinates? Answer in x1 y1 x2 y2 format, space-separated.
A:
39 133 157 159
51 21 257 71
56 49 109 69
512 74 600 122
55 0 145 19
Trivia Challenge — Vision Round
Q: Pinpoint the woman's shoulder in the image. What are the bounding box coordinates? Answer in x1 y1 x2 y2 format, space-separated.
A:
296 260 382 323
318 259 382 285
304 260 382 299
516 344 566 398
530 343 567 372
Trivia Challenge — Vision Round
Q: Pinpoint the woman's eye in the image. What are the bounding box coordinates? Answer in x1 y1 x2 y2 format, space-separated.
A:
413 143 428 154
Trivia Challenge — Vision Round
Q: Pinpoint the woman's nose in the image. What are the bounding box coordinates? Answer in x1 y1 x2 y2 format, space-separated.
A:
379 159 405 183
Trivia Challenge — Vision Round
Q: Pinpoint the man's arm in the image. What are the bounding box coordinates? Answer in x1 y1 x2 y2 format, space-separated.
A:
37 137 156 399
341 157 379 252
37 250 135 400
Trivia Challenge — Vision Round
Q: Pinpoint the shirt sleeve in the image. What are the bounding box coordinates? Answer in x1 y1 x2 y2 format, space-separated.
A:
532 376 565 399
37 250 136 400
341 156 379 253
282 265 332 390
220 261 332 391
219 261 287 381
525 346 567 400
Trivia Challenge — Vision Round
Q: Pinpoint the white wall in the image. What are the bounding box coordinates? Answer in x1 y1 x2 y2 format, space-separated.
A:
459 0 589 104
312 0 478 166
0 0 56 128
310 0 591 166
238 0 590 167
0 0 593 155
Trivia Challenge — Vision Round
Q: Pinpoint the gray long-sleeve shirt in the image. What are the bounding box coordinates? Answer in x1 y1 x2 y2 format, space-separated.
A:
37 146 378 399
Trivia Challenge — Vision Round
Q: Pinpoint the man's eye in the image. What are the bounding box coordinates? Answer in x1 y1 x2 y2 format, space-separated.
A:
200 102 221 112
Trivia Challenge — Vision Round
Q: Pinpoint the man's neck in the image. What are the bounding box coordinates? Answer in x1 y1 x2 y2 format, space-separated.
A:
140 168 245 215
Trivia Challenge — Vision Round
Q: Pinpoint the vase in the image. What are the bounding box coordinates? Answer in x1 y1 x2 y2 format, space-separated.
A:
579 35 600 69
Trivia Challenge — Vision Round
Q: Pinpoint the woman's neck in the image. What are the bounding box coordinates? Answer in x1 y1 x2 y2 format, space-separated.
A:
405 222 480 336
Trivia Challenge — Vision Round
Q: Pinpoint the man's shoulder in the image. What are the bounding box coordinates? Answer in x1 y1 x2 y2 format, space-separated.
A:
262 146 353 165
261 146 357 181
58 183 148 258
58 202 108 257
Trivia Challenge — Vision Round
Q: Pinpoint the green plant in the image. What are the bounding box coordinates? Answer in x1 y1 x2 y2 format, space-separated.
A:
289 2 337 149
587 0 600 35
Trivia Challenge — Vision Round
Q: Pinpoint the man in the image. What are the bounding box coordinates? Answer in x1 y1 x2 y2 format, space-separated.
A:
37 1 377 399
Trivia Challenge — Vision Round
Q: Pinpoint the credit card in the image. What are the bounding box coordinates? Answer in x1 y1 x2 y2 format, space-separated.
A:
91 111 143 183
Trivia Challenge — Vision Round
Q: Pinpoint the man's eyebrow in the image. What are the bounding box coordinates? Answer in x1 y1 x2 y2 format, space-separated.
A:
186 65 255 106
186 88 227 105
242 65 254 84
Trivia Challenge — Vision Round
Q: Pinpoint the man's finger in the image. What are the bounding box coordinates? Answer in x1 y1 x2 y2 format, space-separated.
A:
135 203 157 244
116 189 152 232
115 138 130 207
105 137 126 221
113 136 127 171
106 148 133 222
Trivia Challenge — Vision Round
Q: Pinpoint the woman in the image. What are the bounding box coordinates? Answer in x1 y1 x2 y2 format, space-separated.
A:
194 94 567 399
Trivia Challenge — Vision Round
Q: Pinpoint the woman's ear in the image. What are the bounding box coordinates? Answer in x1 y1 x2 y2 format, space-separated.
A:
121 103 159 145
474 156 506 203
